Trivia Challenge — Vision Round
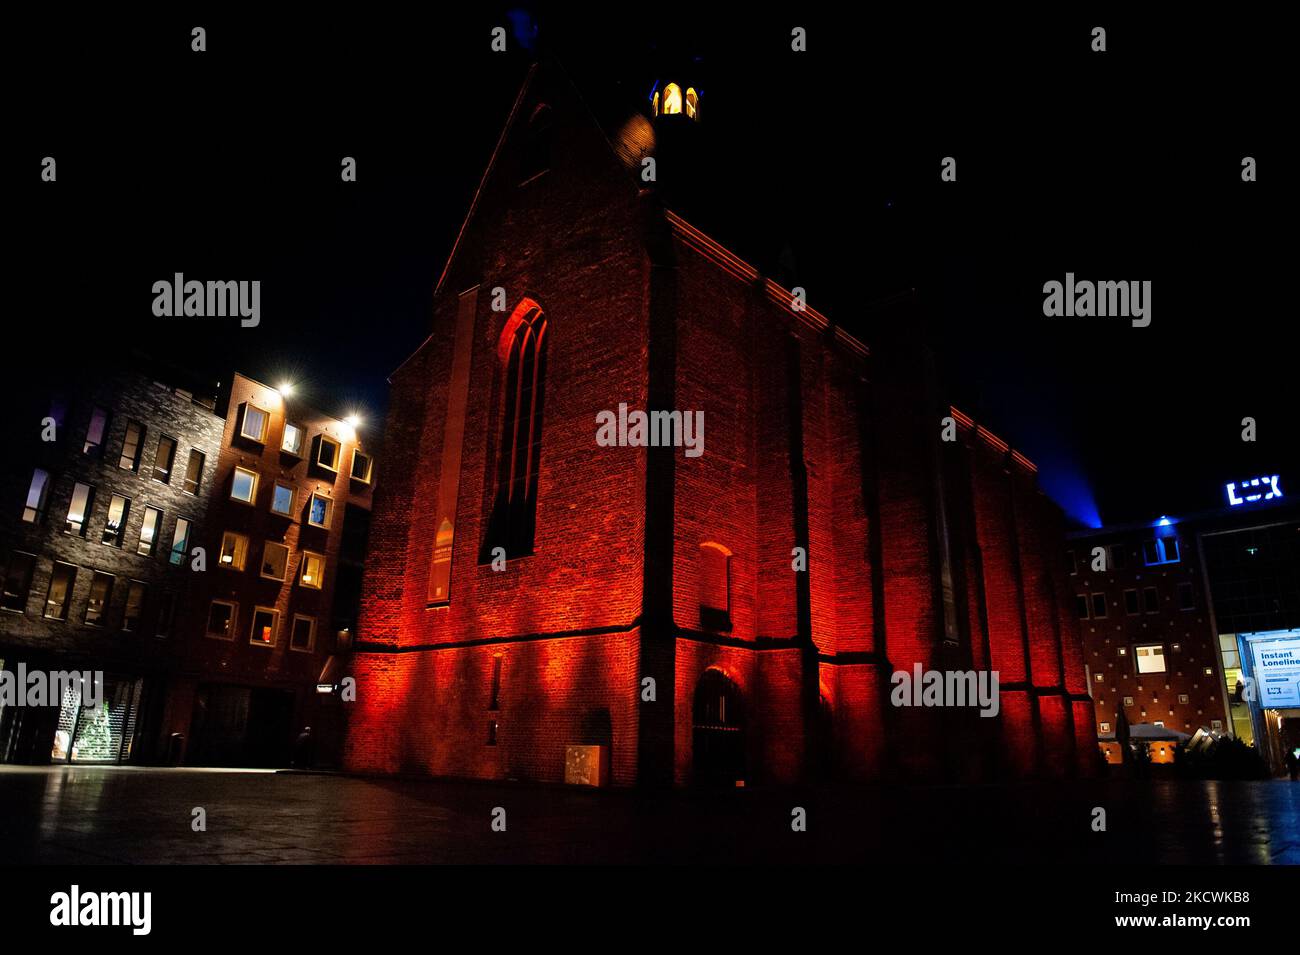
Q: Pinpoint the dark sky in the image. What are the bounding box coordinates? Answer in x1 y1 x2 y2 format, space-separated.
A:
12 8 1295 529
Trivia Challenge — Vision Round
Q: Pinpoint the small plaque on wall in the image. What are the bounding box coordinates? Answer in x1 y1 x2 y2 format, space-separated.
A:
565 745 609 787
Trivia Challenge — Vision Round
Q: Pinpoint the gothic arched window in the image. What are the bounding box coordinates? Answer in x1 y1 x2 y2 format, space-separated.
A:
484 299 548 559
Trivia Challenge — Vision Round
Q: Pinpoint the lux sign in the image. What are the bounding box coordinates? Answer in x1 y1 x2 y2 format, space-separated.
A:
1226 475 1282 506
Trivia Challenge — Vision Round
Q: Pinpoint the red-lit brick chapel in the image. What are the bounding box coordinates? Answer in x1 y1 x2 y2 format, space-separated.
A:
341 61 1097 787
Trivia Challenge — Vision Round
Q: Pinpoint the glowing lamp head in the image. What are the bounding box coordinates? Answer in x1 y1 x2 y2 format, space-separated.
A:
278 382 295 398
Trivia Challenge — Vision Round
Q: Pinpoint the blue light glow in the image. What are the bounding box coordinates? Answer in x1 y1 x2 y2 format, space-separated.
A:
1226 475 1283 507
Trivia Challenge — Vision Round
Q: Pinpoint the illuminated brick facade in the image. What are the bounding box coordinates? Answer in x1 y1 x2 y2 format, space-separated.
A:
342 62 1095 786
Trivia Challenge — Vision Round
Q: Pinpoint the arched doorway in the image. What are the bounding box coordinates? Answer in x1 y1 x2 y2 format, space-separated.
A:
692 669 746 786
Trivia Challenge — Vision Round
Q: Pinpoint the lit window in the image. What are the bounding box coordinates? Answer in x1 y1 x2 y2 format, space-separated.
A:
169 517 192 566
219 531 249 571
153 435 177 484
1135 645 1167 674
122 581 146 633
240 404 269 443
22 469 50 523
260 541 290 581
1178 693 1189 704
206 600 237 639
1090 593 1107 618
351 449 373 484
281 421 305 456
308 492 332 529
249 606 279 647
315 435 340 472
83 407 110 455
1099 722 1112 734
661 83 682 115
231 467 258 504
138 506 162 557
1094 671 1105 682
183 449 205 495
44 563 76 620
102 494 130 547
685 87 699 120
85 572 115 626
119 420 145 471
1143 536 1180 565
271 482 295 517
299 551 325 590
1 552 37 613
290 615 316 652
66 482 94 536
482 300 547 559
1123 696 1134 706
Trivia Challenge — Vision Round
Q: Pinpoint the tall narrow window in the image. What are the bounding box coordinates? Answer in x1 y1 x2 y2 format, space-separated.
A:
519 104 552 183
699 542 733 631
22 469 50 523
483 300 548 559
84 407 110 455
1 552 38 613
66 482 94 536
102 494 130 547
183 449 205 495
44 563 76 620
138 506 162 556
85 572 115 626
169 517 192 566
489 655 503 710
153 435 177 484
119 420 145 471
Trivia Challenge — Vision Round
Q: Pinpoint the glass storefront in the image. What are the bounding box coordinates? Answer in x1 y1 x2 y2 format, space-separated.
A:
50 675 144 764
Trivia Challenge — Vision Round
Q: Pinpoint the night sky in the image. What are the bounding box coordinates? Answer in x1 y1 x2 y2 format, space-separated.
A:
12 8 1294 530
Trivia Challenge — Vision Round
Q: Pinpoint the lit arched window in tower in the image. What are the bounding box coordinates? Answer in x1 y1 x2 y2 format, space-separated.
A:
699 542 732 630
661 83 683 116
685 87 699 120
484 299 548 559
651 90 660 116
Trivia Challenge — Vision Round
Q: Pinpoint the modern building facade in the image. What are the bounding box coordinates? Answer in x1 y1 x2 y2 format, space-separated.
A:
1069 480 1299 771
1 365 376 768
0 366 224 764
159 372 376 768
341 62 1096 786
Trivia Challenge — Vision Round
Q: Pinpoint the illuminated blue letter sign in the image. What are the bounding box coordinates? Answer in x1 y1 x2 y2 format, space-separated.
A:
1226 475 1282 506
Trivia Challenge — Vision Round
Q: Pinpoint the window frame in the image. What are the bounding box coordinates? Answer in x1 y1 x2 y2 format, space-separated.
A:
249 605 280 648
153 434 178 484
281 421 305 457
307 492 333 529
270 482 296 517
218 531 250 571
65 482 95 537
205 599 238 641
22 468 51 523
43 562 77 621
350 448 373 484
137 506 163 557
101 493 131 547
260 541 290 582
83 406 110 456
183 448 206 496
1090 592 1107 619
315 434 341 473
240 403 270 444
121 580 147 633
1 551 38 614
230 466 259 505
118 419 146 472
298 550 325 590
1134 644 1168 675
169 516 192 566
84 571 116 627
290 614 316 653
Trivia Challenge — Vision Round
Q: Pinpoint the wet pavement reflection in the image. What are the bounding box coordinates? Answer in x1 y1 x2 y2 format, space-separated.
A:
1 766 1297 864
